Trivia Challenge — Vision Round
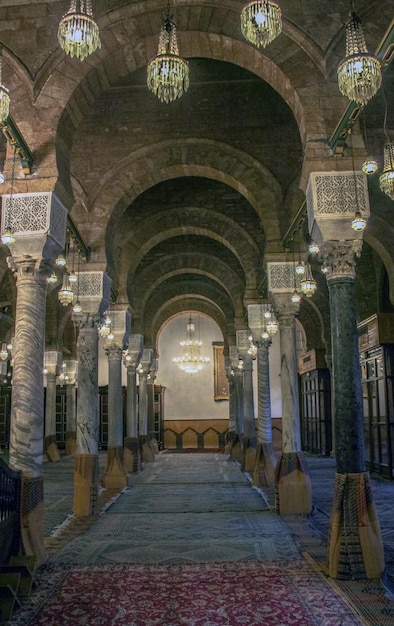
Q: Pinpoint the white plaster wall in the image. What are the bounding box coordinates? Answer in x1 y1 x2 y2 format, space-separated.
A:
96 312 283 420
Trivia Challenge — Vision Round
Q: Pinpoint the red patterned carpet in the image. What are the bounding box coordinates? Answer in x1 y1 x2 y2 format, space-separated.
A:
13 560 364 625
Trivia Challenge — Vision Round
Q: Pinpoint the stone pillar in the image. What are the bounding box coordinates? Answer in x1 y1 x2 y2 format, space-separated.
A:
229 345 244 463
2 191 67 564
101 309 130 489
248 303 278 487
139 348 153 462
64 359 78 456
72 271 111 517
224 356 236 454
147 357 159 455
237 330 256 472
124 334 143 473
44 351 62 462
267 261 312 515
307 170 384 579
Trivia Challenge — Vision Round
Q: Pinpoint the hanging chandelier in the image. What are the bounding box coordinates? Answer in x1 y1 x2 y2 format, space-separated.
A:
58 273 74 306
172 316 210 374
58 0 101 62
300 264 317 298
379 143 394 201
147 10 189 103
0 50 10 122
337 11 381 106
240 1 282 49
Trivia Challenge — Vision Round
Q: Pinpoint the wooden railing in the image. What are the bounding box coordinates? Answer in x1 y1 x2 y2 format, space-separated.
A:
0 457 21 564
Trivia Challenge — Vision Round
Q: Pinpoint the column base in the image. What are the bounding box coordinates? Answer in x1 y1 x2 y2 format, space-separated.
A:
252 442 278 487
73 454 99 517
242 438 257 472
275 451 312 515
65 431 76 456
328 472 384 580
229 434 243 463
44 434 61 462
101 446 128 490
224 431 236 455
20 476 46 566
148 432 159 455
124 437 142 473
140 435 154 462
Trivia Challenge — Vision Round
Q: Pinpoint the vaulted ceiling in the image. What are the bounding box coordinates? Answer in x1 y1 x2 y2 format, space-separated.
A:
0 1 393 353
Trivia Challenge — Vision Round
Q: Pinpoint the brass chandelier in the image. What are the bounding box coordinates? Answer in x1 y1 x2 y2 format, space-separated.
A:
173 316 210 374
337 10 381 105
147 8 189 104
240 1 282 49
58 0 101 62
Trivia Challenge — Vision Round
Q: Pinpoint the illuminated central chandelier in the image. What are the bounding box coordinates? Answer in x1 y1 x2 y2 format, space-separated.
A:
173 315 210 374
240 1 282 49
58 0 101 62
147 6 189 104
337 10 381 106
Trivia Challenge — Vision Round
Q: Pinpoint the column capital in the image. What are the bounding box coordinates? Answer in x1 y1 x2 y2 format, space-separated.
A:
321 239 363 281
271 292 300 322
63 359 78 385
124 333 144 368
103 308 131 350
7 256 53 284
105 344 123 361
139 348 153 375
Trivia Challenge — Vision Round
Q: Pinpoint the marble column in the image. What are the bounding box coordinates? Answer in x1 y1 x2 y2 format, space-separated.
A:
224 356 236 454
267 261 312 515
248 303 278 486
237 330 256 472
44 351 62 462
64 360 78 456
101 345 127 489
72 271 111 517
307 170 384 579
147 358 159 455
2 190 67 564
124 334 143 473
229 345 244 463
101 308 130 489
139 348 154 462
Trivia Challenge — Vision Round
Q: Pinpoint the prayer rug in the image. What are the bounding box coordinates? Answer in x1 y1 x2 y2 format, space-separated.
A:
12 560 364 625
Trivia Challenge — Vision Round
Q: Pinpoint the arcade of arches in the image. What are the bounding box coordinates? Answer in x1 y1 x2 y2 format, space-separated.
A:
0 0 393 589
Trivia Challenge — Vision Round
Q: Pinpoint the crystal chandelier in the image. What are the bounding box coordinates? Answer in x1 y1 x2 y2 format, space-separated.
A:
147 10 189 103
379 143 394 201
58 0 101 62
0 51 10 122
172 316 210 374
300 264 317 298
240 1 282 49
337 11 382 106
58 273 74 306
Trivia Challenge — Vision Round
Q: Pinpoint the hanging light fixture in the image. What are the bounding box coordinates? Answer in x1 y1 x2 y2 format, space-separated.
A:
47 272 58 285
58 0 101 62
0 49 10 123
337 9 382 106
240 1 282 49
379 143 394 201
172 315 210 374
147 3 189 104
72 250 82 314
1 145 17 246
300 264 317 298
308 241 319 255
58 273 74 306
346 128 367 231
361 107 378 175
379 90 394 201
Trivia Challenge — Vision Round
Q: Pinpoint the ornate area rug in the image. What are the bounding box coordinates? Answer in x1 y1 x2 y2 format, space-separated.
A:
12 560 364 626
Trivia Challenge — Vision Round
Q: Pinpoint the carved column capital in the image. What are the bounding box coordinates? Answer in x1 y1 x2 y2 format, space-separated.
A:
7 256 53 285
321 239 363 281
105 344 123 361
270 292 300 325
